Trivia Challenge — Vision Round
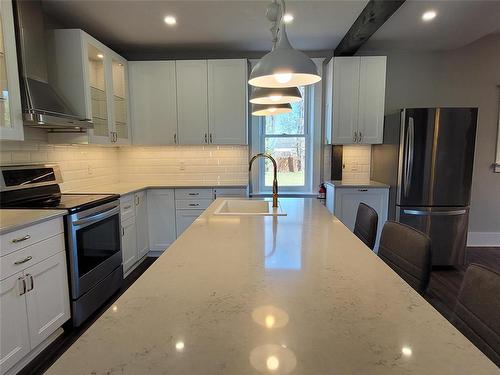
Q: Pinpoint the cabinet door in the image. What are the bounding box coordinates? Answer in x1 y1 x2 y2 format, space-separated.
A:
176 209 204 237
358 57 386 144
176 60 208 145
147 189 176 252
135 191 149 259
333 57 360 144
0 272 30 374
121 217 137 272
334 188 388 250
111 57 131 145
25 252 70 349
86 40 113 144
129 61 178 145
325 184 334 214
323 58 334 145
0 0 23 141
208 59 247 144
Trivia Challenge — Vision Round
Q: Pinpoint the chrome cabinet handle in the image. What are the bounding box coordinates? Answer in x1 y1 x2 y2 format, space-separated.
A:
122 227 125 236
12 235 31 243
209 133 213 143
123 204 132 210
18 277 26 296
204 133 208 143
26 274 34 292
174 133 177 144
14 256 32 265
353 131 357 143
403 209 467 216
188 203 200 207
188 193 199 196
358 131 363 143
357 189 368 192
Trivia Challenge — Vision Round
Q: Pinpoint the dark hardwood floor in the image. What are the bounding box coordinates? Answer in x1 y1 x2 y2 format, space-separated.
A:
425 247 500 320
18 257 156 375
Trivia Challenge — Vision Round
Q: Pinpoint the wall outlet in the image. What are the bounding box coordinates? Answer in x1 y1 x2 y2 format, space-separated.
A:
179 161 186 171
87 165 93 175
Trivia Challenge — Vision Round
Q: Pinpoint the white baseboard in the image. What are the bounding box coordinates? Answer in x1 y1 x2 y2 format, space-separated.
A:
467 232 500 247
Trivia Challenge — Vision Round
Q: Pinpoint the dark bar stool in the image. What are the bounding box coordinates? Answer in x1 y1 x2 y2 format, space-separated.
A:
353 203 378 250
451 264 500 367
378 221 432 295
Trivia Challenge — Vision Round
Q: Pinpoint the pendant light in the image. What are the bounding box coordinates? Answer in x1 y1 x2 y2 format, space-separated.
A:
249 0 321 88
250 86 302 105
251 103 292 116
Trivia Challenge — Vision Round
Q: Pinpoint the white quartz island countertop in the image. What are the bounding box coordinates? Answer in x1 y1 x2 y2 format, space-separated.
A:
46 198 498 374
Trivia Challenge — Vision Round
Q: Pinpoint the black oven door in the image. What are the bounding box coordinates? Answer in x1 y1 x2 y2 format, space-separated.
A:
67 201 122 299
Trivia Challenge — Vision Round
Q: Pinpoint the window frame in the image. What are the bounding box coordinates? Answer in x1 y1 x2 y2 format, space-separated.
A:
257 86 314 193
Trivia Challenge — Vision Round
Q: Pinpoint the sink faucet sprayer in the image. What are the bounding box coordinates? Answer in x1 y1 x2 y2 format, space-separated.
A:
249 153 279 208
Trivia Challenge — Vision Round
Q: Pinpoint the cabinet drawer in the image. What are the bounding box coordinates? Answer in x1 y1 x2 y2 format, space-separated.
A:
175 199 212 210
213 187 248 198
0 218 63 257
175 188 213 200
176 209 205 236
1 234 65 281
120 195 135 222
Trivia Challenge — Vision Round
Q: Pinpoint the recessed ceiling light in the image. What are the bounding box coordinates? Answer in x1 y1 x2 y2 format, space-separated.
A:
164 15 177 26
97 53 104 59
283 13 294 23
422 10 437 21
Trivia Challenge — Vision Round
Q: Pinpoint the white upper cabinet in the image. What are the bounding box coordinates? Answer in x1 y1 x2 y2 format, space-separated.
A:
0 0 23 141
333 57 360 144
128 59 248 145
325 56 386 145
357 56 386 144
208 59 248 144
49 29 130 145
176 60 209 145
129 61 178 145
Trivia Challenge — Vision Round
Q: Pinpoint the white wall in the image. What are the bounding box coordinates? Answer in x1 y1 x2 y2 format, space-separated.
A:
359 34 500 243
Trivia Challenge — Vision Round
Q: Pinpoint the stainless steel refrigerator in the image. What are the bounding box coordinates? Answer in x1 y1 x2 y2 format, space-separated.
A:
372 108 478 266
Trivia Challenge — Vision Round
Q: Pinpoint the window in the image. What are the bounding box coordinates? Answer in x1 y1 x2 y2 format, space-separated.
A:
259 86 312 192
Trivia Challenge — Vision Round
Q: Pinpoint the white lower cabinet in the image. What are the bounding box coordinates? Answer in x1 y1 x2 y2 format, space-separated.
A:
135 190 149 259
121 217 137 273
325 185 389 250
0 218 70 375
24 252 70 349
147 189 176 253
0 272 30 374
176 209 205 237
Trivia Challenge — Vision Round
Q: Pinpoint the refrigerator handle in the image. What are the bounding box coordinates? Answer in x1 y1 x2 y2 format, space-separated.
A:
404 117 415 197
402 209 467 216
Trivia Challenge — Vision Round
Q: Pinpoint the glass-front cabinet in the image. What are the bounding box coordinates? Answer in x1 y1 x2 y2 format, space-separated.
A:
0 0 23 141
84 37 130 145
87 43 110 142
111 58 129 143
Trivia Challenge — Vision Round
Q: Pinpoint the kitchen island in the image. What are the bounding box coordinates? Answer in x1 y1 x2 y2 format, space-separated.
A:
46 198 498 374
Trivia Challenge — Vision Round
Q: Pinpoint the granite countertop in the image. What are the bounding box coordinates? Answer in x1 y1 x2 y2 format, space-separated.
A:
64 182 248 196
0 209 66 235
325 180 390 188
46 198 497 374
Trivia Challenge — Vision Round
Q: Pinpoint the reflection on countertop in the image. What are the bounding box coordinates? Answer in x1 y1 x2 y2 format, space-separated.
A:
325 180 390 188
45 198 498 374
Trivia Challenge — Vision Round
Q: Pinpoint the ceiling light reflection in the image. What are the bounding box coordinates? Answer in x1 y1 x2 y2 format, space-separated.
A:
175 341 185 352
402 346 412 356
266 355 280 371
252 305 289 329
422 10 437 21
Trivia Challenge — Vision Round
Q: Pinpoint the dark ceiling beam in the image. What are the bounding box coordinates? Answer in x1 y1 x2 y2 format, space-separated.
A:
334 0 405 56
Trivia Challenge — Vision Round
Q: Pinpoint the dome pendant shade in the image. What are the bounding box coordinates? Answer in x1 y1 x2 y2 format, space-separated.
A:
252 103 292 116
249 25 321 88
250 86 302 105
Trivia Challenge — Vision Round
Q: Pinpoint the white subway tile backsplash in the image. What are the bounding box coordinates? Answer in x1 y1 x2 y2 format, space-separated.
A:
0 141 249 190
342 145 371 182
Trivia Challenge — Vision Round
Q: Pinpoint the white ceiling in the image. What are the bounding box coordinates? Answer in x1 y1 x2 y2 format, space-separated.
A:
41 0 369 55
361 0 500 51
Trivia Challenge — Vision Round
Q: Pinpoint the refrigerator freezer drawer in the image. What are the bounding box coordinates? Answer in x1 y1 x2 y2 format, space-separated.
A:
396 206 469 266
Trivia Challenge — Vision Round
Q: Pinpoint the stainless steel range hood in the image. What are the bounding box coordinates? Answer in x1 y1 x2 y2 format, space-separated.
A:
14 0 93 130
